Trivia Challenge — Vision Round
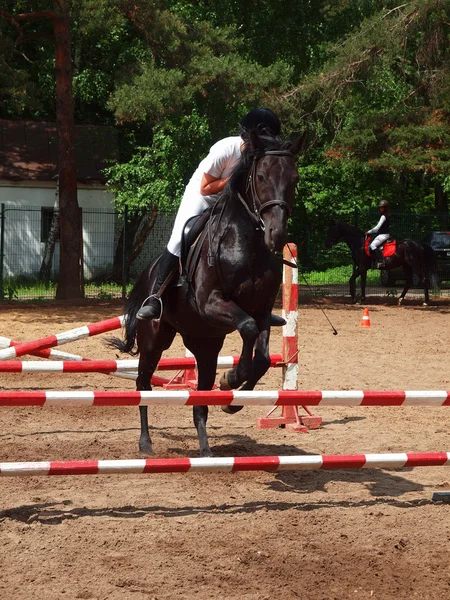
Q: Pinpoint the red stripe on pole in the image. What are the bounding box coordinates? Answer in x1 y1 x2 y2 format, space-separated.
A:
321 454 367 469
7 335 59 358
92 391 142 406
0 362 23 372
0 391 47 406
361 391 406 406
143 458 192 473
185 390 235 406
87 317 123 337
276 390 323 404
406 452 449 467
233 456 281 471
287 285 298 312
49 460 99 475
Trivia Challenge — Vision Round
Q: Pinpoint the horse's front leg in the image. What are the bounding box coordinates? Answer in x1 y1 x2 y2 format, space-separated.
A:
239 313 272 391
185 336 225 458
202 292 259 391
360 270 367 304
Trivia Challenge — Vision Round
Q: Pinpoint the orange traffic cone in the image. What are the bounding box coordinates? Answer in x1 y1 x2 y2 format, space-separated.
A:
360 307 371 328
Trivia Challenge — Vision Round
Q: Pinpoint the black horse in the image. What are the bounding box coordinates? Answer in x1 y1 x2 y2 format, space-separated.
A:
325 219 439 305
111 129 306 457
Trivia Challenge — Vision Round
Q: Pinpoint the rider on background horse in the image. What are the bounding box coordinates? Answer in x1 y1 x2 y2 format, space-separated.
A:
366 199 390 268
137 107 282 321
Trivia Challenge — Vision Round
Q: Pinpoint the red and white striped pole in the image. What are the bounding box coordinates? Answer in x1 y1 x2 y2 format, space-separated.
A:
256 244 322 431
1 451 449 477
0 316 126 361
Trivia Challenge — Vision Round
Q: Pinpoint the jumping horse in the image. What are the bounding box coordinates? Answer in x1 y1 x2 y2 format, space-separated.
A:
111 129 306 456
325 219 439 305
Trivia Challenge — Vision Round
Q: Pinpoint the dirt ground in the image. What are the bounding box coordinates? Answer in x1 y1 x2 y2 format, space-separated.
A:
1 297 450 600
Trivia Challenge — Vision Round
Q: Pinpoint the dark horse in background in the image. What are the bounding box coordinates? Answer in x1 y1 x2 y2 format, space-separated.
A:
325 219 439 305
111 129 306 457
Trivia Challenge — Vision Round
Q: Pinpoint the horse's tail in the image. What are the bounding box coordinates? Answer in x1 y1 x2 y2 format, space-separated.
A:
108 257 159 356
422 243 440 289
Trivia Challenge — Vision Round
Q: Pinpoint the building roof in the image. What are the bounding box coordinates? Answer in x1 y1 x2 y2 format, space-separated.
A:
0 119 118 183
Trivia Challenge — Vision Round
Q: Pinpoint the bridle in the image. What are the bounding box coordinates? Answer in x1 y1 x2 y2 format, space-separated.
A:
237 150 296 231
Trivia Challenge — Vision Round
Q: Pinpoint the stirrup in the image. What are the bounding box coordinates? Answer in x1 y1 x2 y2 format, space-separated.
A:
137 295 163 321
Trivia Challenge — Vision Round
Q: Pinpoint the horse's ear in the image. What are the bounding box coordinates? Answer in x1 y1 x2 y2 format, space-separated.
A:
246 129 264 152
290 131 308 156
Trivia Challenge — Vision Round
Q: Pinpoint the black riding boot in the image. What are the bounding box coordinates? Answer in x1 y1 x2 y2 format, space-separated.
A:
137 249 179 321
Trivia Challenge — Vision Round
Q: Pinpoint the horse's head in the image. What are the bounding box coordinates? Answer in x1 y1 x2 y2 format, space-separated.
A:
238 129 307 253
325 218 339 249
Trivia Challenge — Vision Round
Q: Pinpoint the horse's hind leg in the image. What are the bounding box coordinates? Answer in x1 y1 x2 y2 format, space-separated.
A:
184 336 225 457
137 322 176 454
398 266 413 305
349 268 361 303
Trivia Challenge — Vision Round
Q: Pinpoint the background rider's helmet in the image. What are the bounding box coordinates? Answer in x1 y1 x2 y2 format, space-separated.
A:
378 200 389 209
240 108 281 136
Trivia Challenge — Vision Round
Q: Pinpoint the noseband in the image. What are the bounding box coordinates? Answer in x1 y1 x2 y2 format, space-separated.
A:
239 150 295 231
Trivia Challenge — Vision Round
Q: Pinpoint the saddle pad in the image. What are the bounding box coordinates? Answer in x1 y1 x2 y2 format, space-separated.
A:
364 238 396 257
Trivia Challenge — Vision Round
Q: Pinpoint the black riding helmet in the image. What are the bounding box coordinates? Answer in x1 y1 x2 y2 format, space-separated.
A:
240 108 281 136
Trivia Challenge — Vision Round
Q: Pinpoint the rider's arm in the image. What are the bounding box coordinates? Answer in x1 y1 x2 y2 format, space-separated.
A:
367 214 386 235
200 172 229 196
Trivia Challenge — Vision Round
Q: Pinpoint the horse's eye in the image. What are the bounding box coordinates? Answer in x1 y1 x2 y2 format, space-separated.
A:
257 174 264 182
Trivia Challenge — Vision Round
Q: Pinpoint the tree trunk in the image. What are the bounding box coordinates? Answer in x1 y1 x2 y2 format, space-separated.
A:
54 1 83 299
434 182 449 230
39 179 59 282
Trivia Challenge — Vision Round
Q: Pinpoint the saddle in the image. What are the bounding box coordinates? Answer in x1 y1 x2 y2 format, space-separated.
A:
179 207 213 282
364 237 396 258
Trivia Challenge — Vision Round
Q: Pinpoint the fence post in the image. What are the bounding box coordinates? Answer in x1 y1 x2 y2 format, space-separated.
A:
0 204 4 303
121 205 127 299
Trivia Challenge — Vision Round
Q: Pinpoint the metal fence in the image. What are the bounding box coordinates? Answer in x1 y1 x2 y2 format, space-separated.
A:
0 204 449 301
0 204 175 301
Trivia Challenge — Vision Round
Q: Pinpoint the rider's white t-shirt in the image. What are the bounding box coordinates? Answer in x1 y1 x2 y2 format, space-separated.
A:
184 136 242 205
167 136 242 256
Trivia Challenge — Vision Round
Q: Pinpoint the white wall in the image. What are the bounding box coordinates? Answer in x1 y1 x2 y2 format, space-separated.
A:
0 182 116 279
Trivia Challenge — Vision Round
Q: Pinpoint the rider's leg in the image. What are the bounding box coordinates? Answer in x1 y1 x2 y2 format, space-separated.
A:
369 237 385 267
137 248 180 320
137 187 208 321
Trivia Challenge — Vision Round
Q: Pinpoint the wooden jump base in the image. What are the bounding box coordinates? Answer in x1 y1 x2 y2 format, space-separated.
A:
1 451 449 477
2 389 450 407
0 354 283 373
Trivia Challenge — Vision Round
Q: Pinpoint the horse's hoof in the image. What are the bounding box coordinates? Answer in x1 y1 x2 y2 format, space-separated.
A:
398 298 403 305
219 372 231 391
139 443 154 456
423 302 428 307
200 449 213 458
221 405 243 415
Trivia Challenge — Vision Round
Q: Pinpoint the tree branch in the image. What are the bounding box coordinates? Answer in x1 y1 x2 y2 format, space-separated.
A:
0 10 55 22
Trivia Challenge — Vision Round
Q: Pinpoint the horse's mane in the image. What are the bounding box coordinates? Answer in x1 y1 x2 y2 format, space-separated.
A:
223 128 293 198
332 220 365 239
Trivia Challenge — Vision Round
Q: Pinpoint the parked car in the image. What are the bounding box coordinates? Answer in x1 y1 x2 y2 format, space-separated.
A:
380 231 450 287
429 231 450 284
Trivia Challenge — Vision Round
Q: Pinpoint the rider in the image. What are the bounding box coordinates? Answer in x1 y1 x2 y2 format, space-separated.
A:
366 199 390 268
137 108 282 321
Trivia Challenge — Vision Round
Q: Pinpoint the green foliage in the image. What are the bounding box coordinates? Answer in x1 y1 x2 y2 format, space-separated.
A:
104 111 211 214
